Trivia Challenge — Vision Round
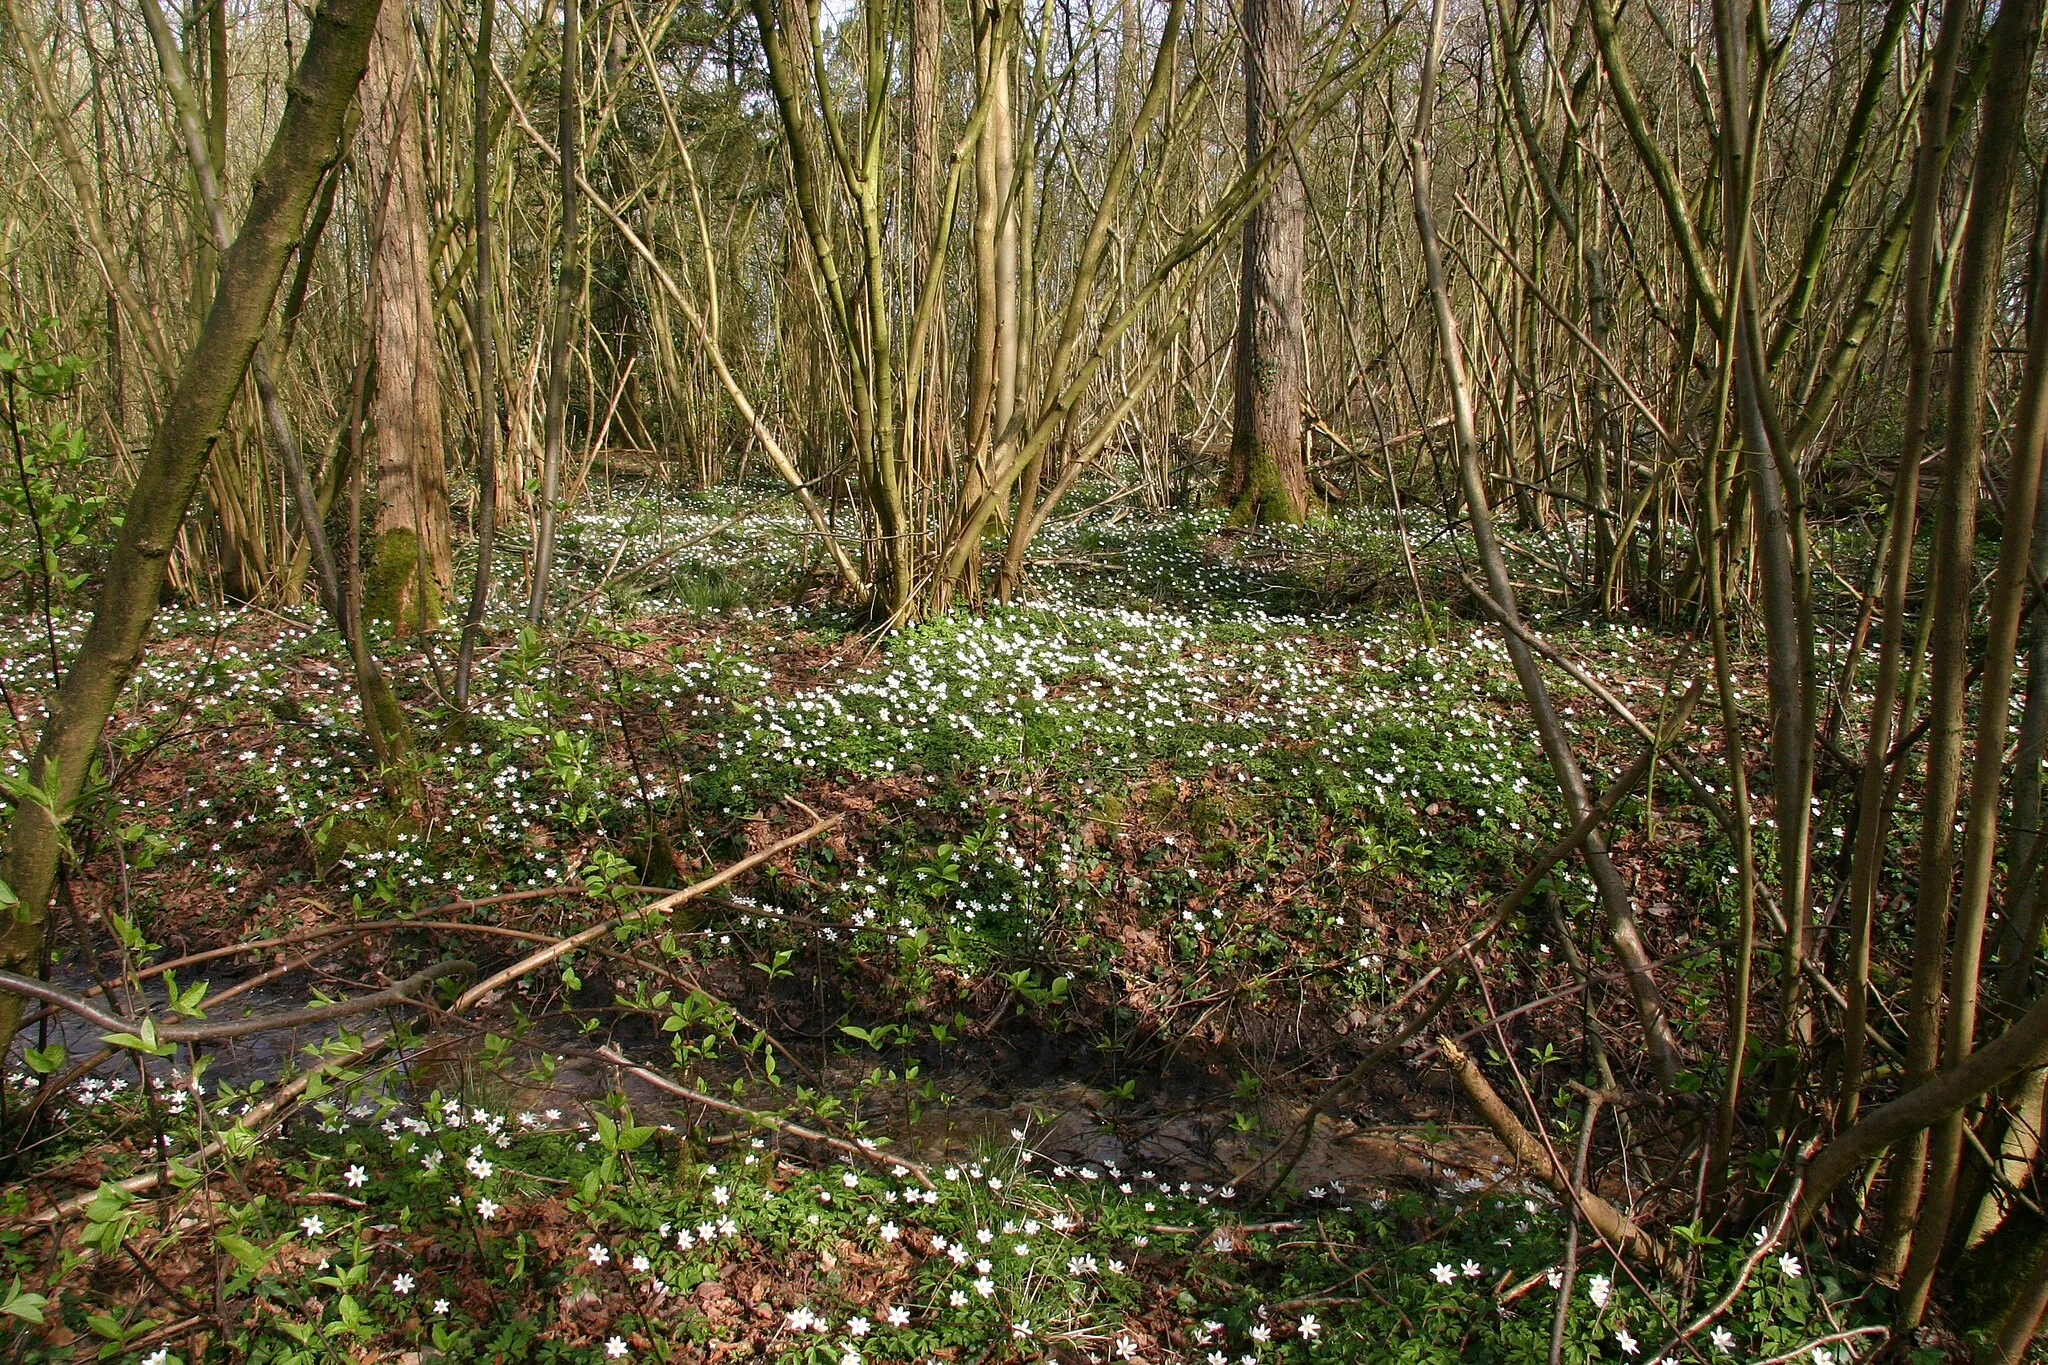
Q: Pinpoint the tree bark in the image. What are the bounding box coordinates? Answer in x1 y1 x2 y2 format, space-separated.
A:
1224 0 1308 525
1862 0 1973 1275
359 0 452 631
907 0 945 505
965 4 1008 477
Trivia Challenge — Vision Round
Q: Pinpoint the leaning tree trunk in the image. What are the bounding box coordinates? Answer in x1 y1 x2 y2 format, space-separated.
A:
1224 0 1307 525
358 0 452 631
0 0 384 1052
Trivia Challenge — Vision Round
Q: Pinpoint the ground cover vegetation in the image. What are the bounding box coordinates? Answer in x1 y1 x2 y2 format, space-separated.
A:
1 0 2047 1360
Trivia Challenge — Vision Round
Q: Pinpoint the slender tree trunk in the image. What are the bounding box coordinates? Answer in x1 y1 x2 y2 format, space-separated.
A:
994 39 1042 603
966 3 1006 473
186 0 219 316
1997 441 2048 1000
1894 0 2046 1322
1710 0 1818 1148
206 0 227 192
456 0 498 705
1853 0 1972 1268
989 44 1025 583
529 0 581 625
359 0 452 630
1500 2 1614 606
907 0 943 496
1225 0 1308 524
1410 0 1679 1084
993 48 1020 445
959 2 1014 605
1838 33 1963 1122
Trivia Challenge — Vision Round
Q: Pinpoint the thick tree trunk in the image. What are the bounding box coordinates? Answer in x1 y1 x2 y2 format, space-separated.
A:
0 0 383 1051
1225 0 1307 525
358 0 452 631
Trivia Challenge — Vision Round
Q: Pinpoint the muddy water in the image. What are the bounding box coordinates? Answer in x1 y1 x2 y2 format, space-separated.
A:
16 974 1526 1200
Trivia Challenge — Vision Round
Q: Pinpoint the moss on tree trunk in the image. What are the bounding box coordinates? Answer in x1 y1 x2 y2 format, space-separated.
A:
1228 436 1313 526
365 525 439 632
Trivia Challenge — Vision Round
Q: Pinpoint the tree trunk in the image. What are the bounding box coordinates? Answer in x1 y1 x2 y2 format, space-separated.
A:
1225 0 1307 525
959 3 1015 606
455 0 498 706
965 4 1007 471
908 0 943 488
528 0 581 625
1411 0 1680 1085
0 0 384 1052
359 0 452 631
1855 0 1972 1272
1893 0 2047 1322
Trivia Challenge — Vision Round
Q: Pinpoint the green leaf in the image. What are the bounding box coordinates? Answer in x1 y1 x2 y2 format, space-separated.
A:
101 1016 174 1057
85 1311 132 1342
1 1276 47 1323
78 1183 137 1256
103 907 146 953
164 971 209 1018
0 758 61 820
216 1233 272 1274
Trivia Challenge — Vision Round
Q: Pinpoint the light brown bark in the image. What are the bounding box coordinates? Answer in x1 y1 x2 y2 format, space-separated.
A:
358 0 452 629
907 0 943 490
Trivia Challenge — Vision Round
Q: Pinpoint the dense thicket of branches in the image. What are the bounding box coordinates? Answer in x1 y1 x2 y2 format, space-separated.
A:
10 0 2048 1353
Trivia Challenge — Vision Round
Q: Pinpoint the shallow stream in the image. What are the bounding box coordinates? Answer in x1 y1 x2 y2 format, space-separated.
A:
15 967 1525 1203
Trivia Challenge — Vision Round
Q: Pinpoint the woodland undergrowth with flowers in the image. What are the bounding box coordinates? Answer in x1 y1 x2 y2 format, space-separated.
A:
0 491 1892 1362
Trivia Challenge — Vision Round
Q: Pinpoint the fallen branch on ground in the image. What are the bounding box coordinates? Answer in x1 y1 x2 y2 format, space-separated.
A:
450 813 840 1015
1438 1035 1676 1274
593 1044 933 1187
0 958 473 1044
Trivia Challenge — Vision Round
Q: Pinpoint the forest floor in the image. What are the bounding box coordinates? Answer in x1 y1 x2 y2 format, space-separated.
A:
0 486 1886 1363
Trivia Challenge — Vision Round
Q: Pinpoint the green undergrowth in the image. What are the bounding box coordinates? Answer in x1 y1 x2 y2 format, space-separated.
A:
1 1054 1875 1365
0 491 1733 1025
0 486 1896 1362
